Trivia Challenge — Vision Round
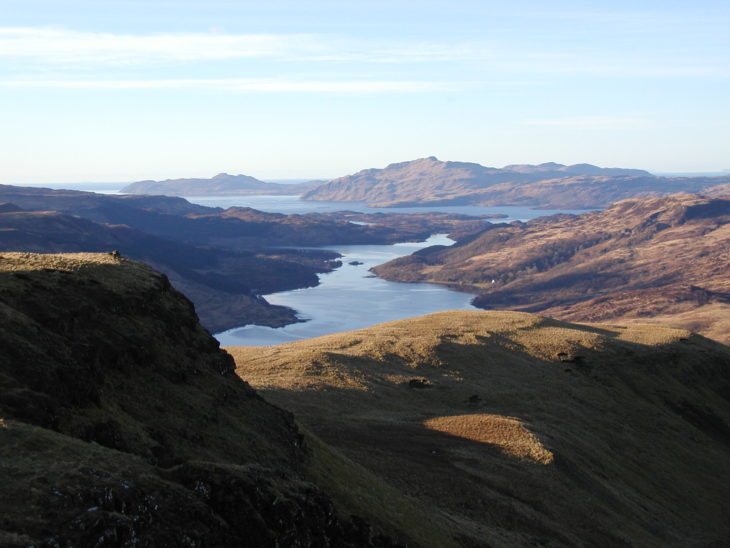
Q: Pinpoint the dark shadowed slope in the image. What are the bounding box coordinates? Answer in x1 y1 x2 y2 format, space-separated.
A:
0 209 337 331
375 194 730 343
0 253 449 547
0 184 411 248
303 157 729 208
230 311 730 546
0 185 486 331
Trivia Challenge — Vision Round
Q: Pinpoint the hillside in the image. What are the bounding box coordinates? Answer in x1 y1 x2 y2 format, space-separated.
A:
0 252 455 546
706 181 730 197
121 172 322 196
230 310 730 546
0 209 340 331
302 157 729 208
0 185 406 248
0 185 487 331
374 194 730 343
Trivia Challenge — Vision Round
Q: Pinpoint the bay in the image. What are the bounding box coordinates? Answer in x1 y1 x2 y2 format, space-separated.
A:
214 234 478 346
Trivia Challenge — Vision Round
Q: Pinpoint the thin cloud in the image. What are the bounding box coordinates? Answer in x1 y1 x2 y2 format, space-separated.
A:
522 116 653 130
0 27 321 64
0 77 460 93
0 27 725 79
0 27 488 65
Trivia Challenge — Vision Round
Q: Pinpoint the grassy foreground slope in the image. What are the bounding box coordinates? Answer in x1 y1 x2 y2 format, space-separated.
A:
0 252 451 547
230 311 730 546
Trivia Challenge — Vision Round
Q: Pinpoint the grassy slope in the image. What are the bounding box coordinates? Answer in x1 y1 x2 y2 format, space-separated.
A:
0 252 442 546
230 310 730 546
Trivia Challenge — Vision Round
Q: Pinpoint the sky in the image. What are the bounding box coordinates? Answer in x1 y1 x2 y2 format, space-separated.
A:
1 0 729 183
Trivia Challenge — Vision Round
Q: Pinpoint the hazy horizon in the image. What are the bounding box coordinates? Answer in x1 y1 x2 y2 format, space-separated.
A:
8 163 730 188
2 0 729 183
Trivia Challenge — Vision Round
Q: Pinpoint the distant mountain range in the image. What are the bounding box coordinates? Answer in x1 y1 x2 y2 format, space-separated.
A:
121 172 323 196
118 159 730 209
302 157 730 208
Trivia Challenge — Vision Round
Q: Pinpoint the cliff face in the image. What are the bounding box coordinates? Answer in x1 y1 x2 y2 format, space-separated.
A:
374 195 730 343
302 157 729 208
0 253 403 547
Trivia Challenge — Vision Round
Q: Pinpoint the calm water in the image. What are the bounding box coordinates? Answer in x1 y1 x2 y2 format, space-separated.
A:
215 234 478 346
30 185 590 346
177 196 589 346
205 196 592 346
184 193 584 220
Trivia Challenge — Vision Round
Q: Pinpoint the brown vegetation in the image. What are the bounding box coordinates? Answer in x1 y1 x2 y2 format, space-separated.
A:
375 194 730 343
303 156 729 208
0 184 489 331
0 252 443 546
230 310 730 546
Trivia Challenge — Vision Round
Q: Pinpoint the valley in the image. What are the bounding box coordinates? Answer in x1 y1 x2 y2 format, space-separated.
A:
2 252 728 546
4 2 730 545
229 310 730 546
215 234 478 346
0 184 497 332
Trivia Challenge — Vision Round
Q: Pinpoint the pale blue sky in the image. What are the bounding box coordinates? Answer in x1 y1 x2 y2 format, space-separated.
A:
1 0 729 182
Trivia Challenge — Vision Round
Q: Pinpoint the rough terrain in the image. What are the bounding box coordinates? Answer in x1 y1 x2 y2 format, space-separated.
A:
231 310 730 546
375 194 730 343
0 252 444 547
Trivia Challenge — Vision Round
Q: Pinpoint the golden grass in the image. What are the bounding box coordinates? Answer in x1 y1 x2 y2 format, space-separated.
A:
424 414 554 465
230 310 691 394
0 251 122 271
231 310 730 546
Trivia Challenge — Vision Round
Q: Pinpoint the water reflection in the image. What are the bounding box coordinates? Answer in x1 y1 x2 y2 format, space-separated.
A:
215 234 476 346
